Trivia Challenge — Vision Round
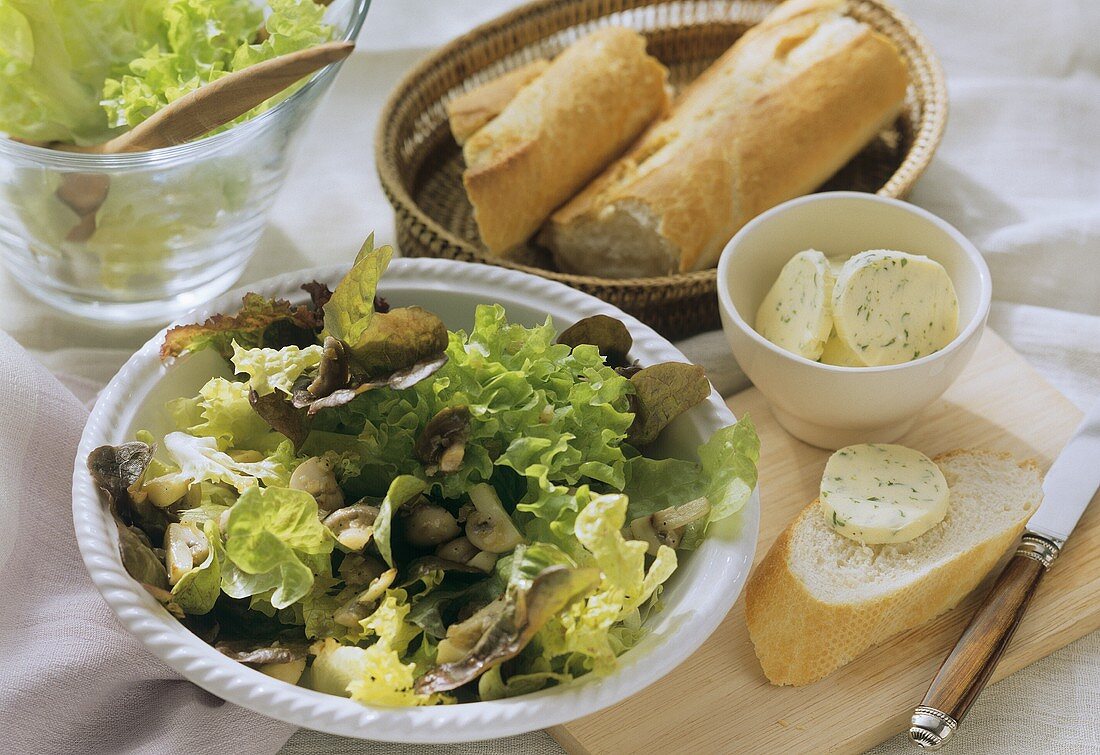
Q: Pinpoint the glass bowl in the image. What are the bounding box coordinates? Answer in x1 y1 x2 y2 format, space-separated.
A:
0 0 370 324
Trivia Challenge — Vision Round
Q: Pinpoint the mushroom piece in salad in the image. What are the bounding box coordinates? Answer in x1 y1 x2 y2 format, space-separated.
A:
88 235 759 706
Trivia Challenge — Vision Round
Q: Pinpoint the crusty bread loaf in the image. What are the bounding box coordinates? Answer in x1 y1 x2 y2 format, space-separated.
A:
446 60 550 146
745 449 1043 687
459 27 669 256
544 0 909 277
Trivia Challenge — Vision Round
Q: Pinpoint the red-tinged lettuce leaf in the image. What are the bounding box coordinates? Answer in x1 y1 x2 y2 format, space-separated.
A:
88 443 184 597
117 523 170 591
627 363 711 446
557 314 633 367
161 292 323 361
249 389 311 451
293 351 448 415
87 442 175 540
348 306 449 373
301 281 333 312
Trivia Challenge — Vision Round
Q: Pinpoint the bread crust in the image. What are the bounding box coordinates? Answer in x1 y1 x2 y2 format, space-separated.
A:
460 27 669 255
744 450 1040 686
546 0 909 276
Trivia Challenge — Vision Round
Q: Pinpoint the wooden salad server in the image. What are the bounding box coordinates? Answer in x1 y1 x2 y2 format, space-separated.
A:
909 400 1100 749
56 39 354 241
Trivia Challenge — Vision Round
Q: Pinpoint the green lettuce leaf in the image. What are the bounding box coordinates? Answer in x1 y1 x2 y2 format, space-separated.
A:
0 0 331 145
102 0 331 133
477 658 571 701
167 376 278 451
0 0 157 144
232 342 325 397
348 307 449 374
622 416 760 544
372 476 428 568
323 235 391 346
223 485 334 609
309 589 449 707
699 415 760 521
536 493 676 676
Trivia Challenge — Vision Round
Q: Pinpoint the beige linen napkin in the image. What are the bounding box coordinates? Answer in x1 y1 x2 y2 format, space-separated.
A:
0 330 297 755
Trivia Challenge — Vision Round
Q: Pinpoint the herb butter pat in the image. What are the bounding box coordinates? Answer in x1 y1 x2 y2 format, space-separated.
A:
820 443 949 544
754 250 834 360
831 251 958 367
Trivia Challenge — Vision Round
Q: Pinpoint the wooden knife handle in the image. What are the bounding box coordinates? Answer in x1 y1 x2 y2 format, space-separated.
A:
909 533 1061 750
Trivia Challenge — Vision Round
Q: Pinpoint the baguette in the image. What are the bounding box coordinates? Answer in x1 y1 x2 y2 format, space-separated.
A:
744 449 1043 687
544 0 909 277
446 60 550 146
459 27 669 256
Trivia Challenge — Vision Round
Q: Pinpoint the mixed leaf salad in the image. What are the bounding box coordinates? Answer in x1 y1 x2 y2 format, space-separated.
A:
0 0 333 146
88 238 759 705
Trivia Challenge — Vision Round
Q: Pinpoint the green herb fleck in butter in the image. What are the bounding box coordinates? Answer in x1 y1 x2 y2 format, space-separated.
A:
820 443 949 545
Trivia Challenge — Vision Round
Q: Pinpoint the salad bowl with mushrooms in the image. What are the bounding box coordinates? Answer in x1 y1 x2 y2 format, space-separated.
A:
73 241 759 741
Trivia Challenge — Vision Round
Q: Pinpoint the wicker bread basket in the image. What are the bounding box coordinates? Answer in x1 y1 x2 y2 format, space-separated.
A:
376 0 947 338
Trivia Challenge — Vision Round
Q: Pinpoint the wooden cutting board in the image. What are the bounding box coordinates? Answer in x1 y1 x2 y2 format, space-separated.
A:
550 329 1100 754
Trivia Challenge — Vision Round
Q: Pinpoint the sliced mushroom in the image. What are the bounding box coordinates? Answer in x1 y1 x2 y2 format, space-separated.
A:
435 536 479 563
307 336 352 399
464 484 524 554
229 449 264 463
141 475 191 508
629 515 673 554
290 456 345 515
466 551 498 573
403 503 460 548
164 522 210 585
323 503 380 551
415 406 471 475
628 497 711 555
652 496 710 531
338 553 386 587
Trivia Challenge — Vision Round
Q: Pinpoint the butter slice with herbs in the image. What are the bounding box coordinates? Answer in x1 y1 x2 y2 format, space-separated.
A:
820 443 949 544
755 250 833 360
831 250 958 367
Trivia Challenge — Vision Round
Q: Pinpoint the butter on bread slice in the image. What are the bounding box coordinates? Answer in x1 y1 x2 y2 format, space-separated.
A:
745 449 1041 686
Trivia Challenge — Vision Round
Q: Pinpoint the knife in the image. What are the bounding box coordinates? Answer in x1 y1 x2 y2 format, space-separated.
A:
909 401 1100 749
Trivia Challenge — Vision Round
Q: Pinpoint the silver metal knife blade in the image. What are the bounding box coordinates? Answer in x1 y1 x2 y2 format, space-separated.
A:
1026 400 1100 545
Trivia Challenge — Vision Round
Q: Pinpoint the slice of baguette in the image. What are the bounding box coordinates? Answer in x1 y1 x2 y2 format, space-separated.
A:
744 449 1043 686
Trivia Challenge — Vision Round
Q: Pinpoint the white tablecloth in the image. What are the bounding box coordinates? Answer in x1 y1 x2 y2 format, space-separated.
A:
1 0 1097 752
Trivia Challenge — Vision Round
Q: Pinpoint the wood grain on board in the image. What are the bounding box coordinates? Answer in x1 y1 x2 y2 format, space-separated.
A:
550 329 1099 755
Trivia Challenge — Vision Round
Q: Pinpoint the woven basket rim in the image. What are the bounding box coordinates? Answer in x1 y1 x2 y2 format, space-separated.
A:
375 0 948 294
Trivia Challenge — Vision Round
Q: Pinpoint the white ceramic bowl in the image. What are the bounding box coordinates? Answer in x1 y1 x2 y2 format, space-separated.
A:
717 192 991 450
72 258 759 743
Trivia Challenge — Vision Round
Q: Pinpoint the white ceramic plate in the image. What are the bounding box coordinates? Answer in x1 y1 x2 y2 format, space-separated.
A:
72 259 759 743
